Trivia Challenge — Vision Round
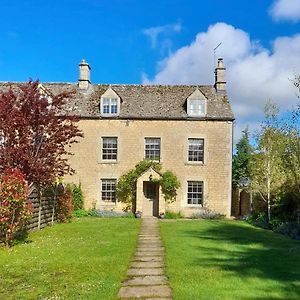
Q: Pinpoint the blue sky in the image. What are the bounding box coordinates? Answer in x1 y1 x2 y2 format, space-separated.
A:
0 0 300 140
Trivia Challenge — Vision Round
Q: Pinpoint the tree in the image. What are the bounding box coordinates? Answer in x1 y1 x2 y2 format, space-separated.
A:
279 105 300 223
250 101 285 222
0 168 32 246
0 81 83 185
232 128 253 187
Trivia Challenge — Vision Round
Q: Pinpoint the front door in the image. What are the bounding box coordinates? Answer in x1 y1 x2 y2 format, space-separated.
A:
143 181 159 217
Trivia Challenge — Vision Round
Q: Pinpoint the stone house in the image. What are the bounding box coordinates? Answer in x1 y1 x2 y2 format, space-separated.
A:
66 58 234 217
1 59 234 217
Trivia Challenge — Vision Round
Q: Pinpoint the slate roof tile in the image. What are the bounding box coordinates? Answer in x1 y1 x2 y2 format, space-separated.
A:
0 82 234 120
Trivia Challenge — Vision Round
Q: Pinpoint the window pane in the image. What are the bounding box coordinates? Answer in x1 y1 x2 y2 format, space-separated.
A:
110 98 118 114
102 98 118 115
102 137 117 160
101 179 116 202
189 99 205 116
188 138 204 162
145 138 160 161
187 181 203 205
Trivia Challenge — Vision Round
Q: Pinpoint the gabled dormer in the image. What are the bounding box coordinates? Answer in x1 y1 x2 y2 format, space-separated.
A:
187 89 207 117
37 83 53 105
100 86 121 117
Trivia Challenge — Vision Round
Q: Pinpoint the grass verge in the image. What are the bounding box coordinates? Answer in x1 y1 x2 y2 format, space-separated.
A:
160 220 300 300
0 217 140 299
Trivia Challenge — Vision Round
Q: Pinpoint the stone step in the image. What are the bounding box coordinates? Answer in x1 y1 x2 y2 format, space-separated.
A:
137 243 163 248
123 275 167 286
127 268 164 276
132 256 164 262
131 261 164 268
135 251 164 257
137 247 165 251
118 285 172 298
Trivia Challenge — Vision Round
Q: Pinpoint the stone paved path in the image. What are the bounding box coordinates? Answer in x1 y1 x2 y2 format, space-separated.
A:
118 217 172 299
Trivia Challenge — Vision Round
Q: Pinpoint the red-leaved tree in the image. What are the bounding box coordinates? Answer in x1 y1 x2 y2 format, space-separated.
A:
0 168 32 246
0 80 83 185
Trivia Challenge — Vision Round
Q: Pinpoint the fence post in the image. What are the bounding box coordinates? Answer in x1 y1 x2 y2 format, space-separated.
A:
37 185 42 230
52 185 57 226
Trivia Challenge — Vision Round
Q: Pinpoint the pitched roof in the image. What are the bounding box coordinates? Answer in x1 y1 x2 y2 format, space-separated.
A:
0 82 234 121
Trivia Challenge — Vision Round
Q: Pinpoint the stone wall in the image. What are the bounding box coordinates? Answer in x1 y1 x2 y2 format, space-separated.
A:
64 119 233 217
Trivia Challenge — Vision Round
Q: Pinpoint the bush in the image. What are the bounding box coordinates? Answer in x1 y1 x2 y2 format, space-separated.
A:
70 184 84 210
274 222 300 240
73 209 90 217
246 212 269 229
164 211 183 219
95 210 135 218
72 209 135 218
0 168 32 246
190 209 225 220
160 171 181 202
56 186 74 222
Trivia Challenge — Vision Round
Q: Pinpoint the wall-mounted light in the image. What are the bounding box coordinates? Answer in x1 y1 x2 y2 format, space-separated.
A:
149 174 153 181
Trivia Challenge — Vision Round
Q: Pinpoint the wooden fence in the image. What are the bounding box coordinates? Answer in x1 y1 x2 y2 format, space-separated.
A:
27 183 60 231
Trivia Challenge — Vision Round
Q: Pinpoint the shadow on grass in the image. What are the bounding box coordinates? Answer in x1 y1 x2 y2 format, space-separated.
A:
184 221 300 299
0 230 33 248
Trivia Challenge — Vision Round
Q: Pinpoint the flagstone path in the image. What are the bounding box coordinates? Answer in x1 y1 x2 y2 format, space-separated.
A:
118 217 172 299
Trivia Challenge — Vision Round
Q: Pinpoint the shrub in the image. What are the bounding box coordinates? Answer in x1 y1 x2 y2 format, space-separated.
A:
164 211 183 219
190 209 225 220
56 185 74 222
70 184 84 210
95 210 135 218
246 212 269 229
160 171 181 202
0 168 32 246
274 222 300 240
73 209 90 217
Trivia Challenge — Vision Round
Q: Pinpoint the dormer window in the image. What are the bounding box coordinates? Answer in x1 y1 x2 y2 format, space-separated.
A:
188 99 206 116
100 87 121 117
37 83 53 106
102 98 118 115
187 89 207 117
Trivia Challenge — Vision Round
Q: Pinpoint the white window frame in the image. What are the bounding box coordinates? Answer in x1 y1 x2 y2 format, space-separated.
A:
102 137 118 161
187 181 203 205
145 137 161 161
187 99 206 117
100 97 120 117
101 179 117 202
188 138 204 163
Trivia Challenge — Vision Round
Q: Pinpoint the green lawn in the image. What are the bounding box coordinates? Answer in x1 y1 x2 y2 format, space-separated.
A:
160 220 300 300
0 218 140 300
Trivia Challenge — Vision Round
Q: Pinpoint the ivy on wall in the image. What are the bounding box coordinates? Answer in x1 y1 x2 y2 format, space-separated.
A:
116 160 180 210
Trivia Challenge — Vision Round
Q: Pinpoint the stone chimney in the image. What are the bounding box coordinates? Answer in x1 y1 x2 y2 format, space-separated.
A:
214 58 226 92
78 59 91 90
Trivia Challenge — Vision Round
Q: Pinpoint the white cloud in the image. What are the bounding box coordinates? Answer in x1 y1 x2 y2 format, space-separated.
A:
143 22 181 51
143 22 300 142
270 0 300 22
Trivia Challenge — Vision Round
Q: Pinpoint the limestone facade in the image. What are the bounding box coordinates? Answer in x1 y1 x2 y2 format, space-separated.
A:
65 118 233 217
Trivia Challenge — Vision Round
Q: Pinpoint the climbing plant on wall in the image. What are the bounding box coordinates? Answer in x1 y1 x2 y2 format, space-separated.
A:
116 160 180 210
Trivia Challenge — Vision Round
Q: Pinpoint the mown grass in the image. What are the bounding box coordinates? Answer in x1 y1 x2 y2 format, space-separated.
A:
0 218 141 299
160 220 300 300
